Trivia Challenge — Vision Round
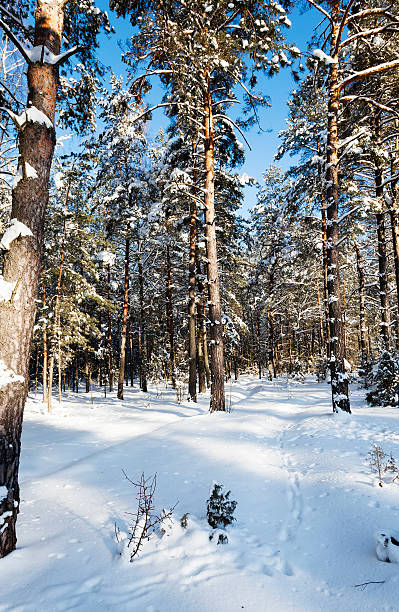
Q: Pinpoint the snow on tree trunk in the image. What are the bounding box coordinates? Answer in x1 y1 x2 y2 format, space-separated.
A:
0 0 64 557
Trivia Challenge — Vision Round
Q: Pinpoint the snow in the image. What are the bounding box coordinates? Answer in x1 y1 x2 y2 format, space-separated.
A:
0 359 24 387
97 250 116 267
12 162 38 188
0 486 8 501
54 172 64 190
375 531 399 563
0 218 33 250
0 276 16 302
1 377 399 610
10 106 53 131
23 44 79 66
312 49 338 65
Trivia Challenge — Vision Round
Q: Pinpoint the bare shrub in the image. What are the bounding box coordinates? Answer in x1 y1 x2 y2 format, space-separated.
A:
123 471 176 560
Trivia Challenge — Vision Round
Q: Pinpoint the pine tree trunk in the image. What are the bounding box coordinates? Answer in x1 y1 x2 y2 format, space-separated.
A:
129 327 134 386
375 208 391 349
48 354 54 412
118 234 130 399
42 276 48 403
256 315 262 379
188 195 197 401
165 241 176 388
319 142 330 360
354 240 367 364
388 182 399 346
267 312 275 381
85 348 90 393
203 73 225 412
138 252 148 392
0 0 64 557
107 264 113 392
325 0 350 413
57 323 62 403
316 279 324 355
196 255 207 393
322 209 330 356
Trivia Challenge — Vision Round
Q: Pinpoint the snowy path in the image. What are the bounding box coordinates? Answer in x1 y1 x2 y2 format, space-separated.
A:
1 377 399 611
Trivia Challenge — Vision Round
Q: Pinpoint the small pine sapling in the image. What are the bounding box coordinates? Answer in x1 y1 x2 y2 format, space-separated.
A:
180 512 189 529
366 351 399 406
207 483 237 544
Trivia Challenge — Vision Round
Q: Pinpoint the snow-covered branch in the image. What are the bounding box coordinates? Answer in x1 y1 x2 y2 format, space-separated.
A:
337 59 399 94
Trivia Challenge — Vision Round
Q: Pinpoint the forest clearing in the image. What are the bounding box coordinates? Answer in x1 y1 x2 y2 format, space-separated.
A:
2 1 399 608
1 377 398 611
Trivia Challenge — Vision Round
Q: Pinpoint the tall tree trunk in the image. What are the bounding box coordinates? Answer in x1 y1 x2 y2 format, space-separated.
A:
117 233 130 400
325 0 350 413
388 172 399 347
196 255 207 393
48 201 67 411
42 276 48 403
0 0 64 556
165 240 176 388
138 251 148 392
188 193 197 401
267 312 275 381
203 73 225 412
354 240 367 365
107 264 113 392
375 208 391 349
85 348 90 393
321 201 330 360
57 322 62 403
375 149 391 350
256 314 262 379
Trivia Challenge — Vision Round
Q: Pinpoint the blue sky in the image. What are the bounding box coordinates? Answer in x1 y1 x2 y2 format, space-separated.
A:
94 2 321 214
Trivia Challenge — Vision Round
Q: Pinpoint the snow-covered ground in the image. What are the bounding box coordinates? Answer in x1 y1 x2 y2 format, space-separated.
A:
1 376 399 612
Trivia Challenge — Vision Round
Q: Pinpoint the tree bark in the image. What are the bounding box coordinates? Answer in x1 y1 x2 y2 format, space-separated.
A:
0 0 63 557
42 276 48 403
188 193 197 401
388 174 399 347
107 264 113 392
203 73 225 412
325 0 350 413
354 240 367 365
138 251 148 392
165 240 176 388
375 158 391 349
117 233 130 399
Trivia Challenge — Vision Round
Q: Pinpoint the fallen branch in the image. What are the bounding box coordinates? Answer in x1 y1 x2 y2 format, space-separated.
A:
353 580 385 590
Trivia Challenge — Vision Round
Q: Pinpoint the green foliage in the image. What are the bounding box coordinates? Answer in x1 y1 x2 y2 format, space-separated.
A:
366 351 399 407
207 483 237 531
